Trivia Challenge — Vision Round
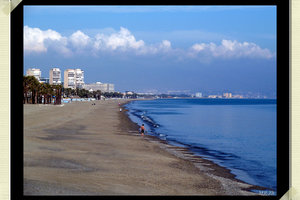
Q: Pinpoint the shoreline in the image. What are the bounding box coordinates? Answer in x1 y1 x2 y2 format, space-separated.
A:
121 100 271 194
24 100 264 195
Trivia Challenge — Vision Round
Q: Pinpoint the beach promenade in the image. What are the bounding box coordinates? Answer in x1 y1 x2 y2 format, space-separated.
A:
24 99 256 195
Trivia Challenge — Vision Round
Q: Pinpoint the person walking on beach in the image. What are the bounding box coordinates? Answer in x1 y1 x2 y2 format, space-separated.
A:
140 124 145 136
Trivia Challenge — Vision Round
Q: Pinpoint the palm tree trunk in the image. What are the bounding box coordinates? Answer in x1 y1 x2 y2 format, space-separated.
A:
32 90 35 104
58 88 61 104
34 91 39 104
26 91 29 103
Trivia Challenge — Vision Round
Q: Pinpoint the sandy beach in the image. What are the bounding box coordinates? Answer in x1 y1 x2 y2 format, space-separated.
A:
24 99 259 195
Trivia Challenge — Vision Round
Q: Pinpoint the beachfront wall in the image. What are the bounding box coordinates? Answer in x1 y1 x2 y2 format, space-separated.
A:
62 98 96 103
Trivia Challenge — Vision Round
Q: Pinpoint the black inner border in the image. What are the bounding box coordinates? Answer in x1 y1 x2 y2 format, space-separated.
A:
11 0 290 199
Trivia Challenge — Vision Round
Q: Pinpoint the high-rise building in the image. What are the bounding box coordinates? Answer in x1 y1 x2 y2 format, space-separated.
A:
64 69 76 89
74 69 84 89
49 68 61 85
26 68 41 81
64 68 84 89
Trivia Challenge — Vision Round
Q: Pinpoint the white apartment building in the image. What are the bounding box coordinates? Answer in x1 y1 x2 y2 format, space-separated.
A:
64 68 84 89
195 92 203 98
83 82 115 93
49 68 61 85
64 69 76 89
75 69 84 89
26 68 41 81
101 83 114 92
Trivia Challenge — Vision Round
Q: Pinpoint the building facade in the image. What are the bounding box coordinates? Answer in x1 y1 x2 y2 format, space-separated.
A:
26 68 41 81
195 92 203 98
49 68 61 85
82 82 114 93
64 69 76 89
64 68 85 89
74 69 84 89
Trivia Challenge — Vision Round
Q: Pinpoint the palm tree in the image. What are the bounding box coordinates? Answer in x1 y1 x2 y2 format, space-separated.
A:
31 78 40 104
25 76 39 104
24 76 64 105
96 90 102 100
57 85 62 104
47 84 54 104
23 76 30 104
40 83 52 104
37 83 43 104
53 84 62 105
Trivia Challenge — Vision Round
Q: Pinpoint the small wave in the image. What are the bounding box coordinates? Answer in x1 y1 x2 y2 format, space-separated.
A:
137 112 160 129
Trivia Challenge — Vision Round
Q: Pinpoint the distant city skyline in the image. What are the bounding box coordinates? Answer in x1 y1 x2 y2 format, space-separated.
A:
23 66 276 98
24 6 276 97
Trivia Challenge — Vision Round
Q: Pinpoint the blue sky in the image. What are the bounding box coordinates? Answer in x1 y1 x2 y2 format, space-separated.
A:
24 6 276 96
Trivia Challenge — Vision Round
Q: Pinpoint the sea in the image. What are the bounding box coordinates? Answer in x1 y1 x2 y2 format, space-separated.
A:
125 98 277 194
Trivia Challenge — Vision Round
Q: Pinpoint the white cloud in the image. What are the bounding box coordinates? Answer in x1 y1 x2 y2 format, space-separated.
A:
24 26 72 56
24 26 62 52
160 40 171 49
162 40 171 48
192 43 207 51
24 26 274 60
69 30 91 48
191 39 274 59
94 27 145 51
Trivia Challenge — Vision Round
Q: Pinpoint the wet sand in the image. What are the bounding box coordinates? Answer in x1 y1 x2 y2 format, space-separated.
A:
24 99 259 195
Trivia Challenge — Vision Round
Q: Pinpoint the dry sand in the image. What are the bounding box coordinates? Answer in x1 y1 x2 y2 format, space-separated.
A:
23 99 260 195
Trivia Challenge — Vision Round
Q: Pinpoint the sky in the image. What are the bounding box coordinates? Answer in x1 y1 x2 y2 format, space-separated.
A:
24 6 277 97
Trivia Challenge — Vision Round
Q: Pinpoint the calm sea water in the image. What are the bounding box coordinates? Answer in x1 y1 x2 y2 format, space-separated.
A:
125 98 277 193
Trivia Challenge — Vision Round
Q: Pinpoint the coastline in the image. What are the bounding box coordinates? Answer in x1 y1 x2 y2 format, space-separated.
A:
121 100 269 195
24 99 261 195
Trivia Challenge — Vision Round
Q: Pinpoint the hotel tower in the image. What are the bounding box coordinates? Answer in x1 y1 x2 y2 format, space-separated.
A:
49 68 61 85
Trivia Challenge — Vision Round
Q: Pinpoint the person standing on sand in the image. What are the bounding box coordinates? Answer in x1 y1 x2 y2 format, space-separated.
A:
119 103 122 112
140 124 145 136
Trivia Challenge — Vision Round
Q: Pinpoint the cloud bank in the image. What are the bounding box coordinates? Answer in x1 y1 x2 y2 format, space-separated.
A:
190 40 274 59
24 25 274 60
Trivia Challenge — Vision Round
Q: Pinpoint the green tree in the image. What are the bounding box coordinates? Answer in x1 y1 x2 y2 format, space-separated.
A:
53 85 62 105
23 76 31 104
64 88 73 97
40 83 53 104
23 75 63 105
92 90 101 100
27 76 40 104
